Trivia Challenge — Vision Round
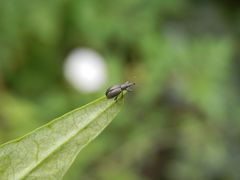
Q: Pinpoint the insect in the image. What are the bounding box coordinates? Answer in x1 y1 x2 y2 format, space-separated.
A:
105 81 135 100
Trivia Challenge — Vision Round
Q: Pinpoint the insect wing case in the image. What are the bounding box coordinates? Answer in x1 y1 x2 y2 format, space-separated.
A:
105 85 122 98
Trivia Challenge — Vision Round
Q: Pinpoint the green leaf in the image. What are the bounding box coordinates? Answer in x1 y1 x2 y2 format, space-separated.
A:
0 95 124 179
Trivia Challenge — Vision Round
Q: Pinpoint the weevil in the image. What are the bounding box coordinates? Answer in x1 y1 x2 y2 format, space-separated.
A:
105 81 135 100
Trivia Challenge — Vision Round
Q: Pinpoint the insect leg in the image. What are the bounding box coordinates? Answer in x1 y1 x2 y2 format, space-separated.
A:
114 91 124 101
119 91 124 99
126 87 133 92
114 95 119 101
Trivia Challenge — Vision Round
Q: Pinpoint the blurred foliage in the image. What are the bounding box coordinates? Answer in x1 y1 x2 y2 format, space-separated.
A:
0 0 240 179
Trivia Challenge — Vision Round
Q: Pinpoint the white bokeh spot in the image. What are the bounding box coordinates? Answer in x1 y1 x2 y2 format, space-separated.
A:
64 48 107 92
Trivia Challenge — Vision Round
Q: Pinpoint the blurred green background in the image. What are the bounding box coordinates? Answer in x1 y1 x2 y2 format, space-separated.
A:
1 0 240 179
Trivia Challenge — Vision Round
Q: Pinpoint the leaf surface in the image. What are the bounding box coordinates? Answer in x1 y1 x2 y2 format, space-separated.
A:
0 96 123 179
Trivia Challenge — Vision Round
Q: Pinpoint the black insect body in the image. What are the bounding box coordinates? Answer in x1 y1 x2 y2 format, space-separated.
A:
105 82 135 100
